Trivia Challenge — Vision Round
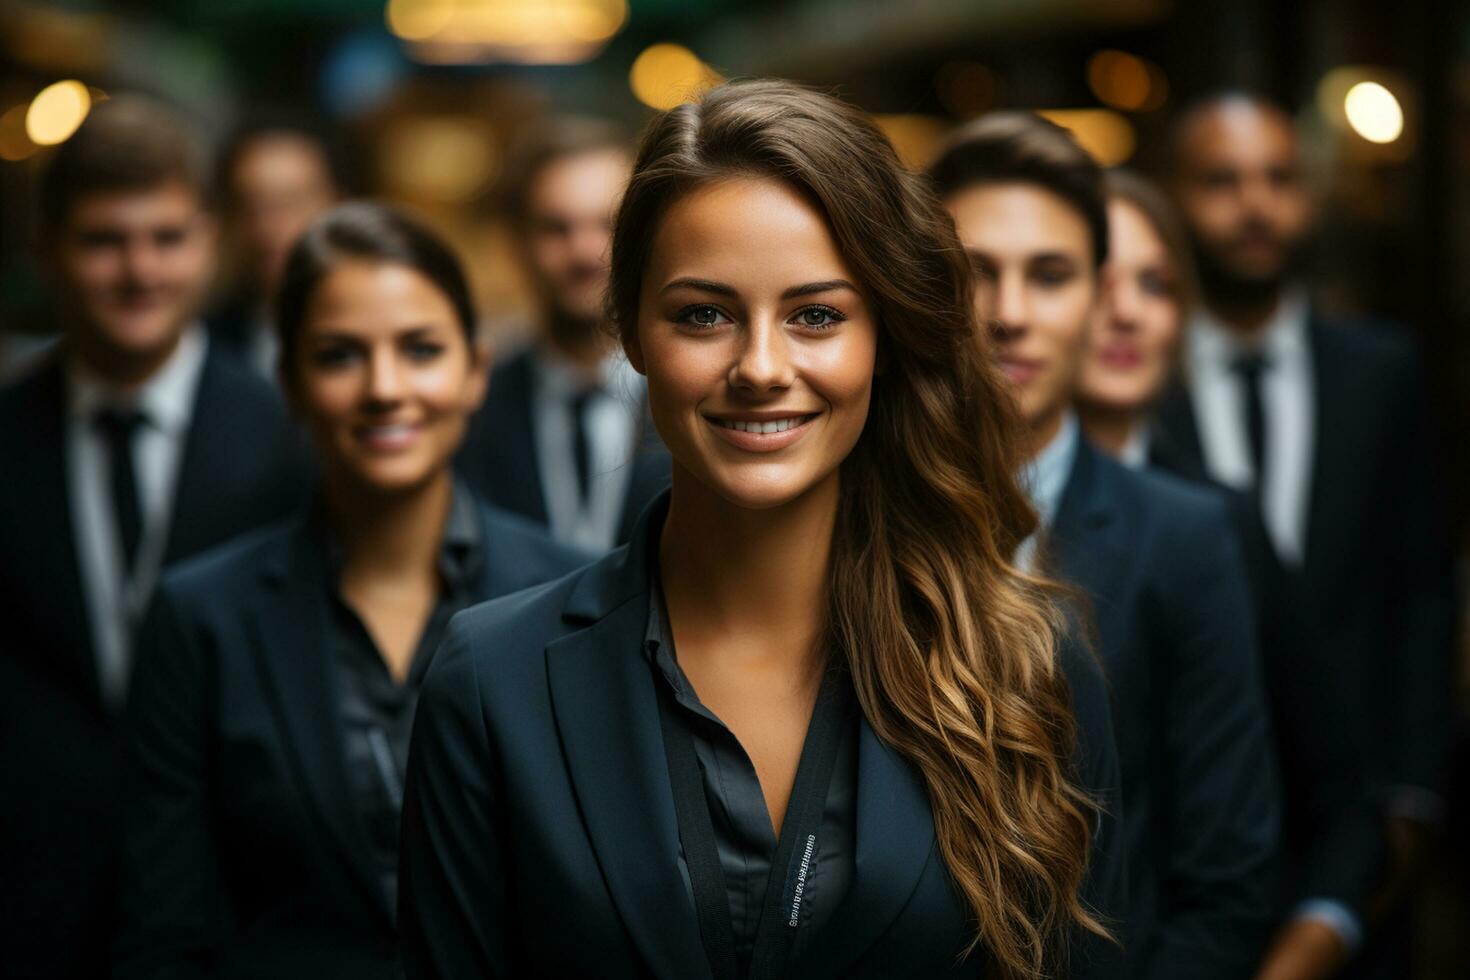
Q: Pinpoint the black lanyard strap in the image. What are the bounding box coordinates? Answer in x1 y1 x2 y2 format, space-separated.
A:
658 682 741 980
658 663 851 980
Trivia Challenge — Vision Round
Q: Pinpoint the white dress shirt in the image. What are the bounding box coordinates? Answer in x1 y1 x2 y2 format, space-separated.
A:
1015 412 1080 572
66 326 208 706
530 349 644 552
1185 289 1315 566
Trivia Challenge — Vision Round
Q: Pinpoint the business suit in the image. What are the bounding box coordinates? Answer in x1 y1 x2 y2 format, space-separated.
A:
1154 314 1456 934
114 499 589 980
454 348 671 546
399 492 1128 979
0 347 308 979
1044 438 1280 978
1146 427 1385 933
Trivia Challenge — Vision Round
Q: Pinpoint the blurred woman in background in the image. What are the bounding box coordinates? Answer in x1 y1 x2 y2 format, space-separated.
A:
1075 170 1197 467
114 202 588 979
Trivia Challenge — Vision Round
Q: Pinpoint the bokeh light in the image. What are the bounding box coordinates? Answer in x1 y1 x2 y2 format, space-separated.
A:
1038 109 1136 166
25 80 91 146
386 0 627 63
1344 81 1404 144
629 43 721 111
0 104 37 162
1086 50 1168 112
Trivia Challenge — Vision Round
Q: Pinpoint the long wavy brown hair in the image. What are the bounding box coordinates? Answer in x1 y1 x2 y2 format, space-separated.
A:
608 79 1108 979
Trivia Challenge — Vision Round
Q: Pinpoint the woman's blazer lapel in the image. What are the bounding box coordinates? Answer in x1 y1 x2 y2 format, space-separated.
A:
246 521 393 926
543 510 714 980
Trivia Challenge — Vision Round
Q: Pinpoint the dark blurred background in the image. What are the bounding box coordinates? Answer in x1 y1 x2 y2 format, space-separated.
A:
2 0 1466 974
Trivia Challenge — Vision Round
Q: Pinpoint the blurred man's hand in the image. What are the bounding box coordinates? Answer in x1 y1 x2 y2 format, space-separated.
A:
1254 919 1348 980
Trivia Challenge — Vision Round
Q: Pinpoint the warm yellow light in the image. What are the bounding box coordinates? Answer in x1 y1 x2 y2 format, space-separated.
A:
26 80 91 146
0 104 37 162
381 116 498 204
1037 109 1136 167
873 114 948 170
1344 81 1403 144
556 0 628 43
386 0 455 42
629 43 719 111
1086 50 1168 112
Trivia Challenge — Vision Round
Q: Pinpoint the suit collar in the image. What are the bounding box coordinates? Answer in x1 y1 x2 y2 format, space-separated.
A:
251 519 396 925
549 488 937 976
1046 439 1131 614
12 357 101 709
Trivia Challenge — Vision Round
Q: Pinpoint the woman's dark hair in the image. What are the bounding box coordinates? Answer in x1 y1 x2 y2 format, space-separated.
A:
609 79 1108 979
274 201 477 373
926 112 1109 268
1104 168 1199 313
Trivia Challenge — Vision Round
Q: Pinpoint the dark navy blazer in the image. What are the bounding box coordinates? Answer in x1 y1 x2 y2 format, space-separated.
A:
113 502 590 980
1154 315 1456 919
398 494 1129 979
1045 439 1281 979
0 348 308 980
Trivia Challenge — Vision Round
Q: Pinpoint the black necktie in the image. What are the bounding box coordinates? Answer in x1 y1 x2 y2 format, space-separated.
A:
1230 353 1269 498
570 388 598 505
94 407 146 572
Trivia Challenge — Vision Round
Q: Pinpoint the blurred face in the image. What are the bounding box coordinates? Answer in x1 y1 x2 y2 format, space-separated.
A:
1079 199 1184 412
229 134 337 298
289 260 488 495
627 177 879 511
53 181 215 375
522 148 631 326
1172 101 1311 294
945 181 1097 445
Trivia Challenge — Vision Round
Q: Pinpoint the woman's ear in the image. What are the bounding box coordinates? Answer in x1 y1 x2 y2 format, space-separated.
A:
622 324 646 376
464 335 494 412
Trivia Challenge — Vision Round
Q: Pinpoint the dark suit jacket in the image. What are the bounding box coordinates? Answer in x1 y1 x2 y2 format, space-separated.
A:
454 348 672 546
398 492 1128 980
1146 427 1385 926
1154 314 1456 915
0 347 308 979
1045 439 1280 979
113 501 590 980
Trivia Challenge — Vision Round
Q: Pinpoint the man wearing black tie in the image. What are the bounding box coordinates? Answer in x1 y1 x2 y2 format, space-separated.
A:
1156 92 1457 980
0 97 306 977
456 119 670 550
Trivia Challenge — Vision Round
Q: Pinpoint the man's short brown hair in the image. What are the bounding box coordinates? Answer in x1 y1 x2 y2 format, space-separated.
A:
501 116 629 224
39 94 207 230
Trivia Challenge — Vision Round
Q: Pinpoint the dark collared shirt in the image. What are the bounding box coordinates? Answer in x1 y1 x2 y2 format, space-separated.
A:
324 482 484 910
644 576 856 976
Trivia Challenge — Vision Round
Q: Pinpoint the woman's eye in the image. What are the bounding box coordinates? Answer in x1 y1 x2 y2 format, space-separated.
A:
674 304 728 328
405 340 445 361
1032 267 1076 288
310 346 358 369
1139 270 1174 299
792 306 845 329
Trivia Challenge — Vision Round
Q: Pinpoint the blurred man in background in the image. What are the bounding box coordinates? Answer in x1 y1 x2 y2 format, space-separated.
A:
929 112 1280 980
455 118 669 551
210 113 341 380
0 96 307 978
1156 92 1457 980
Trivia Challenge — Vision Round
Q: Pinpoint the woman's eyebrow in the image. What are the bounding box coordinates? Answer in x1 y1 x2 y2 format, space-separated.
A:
781 279 856 299
660 277 737 296
658 276 857 299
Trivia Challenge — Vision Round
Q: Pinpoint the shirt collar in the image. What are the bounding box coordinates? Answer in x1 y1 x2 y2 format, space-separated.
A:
1020 411 1080 530
66 325 208 437
317 477 485 595
1188 286 1309 366
532 345 627 396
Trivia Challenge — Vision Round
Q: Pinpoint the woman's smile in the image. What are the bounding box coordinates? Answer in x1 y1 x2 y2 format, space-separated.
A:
703 410 821 451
